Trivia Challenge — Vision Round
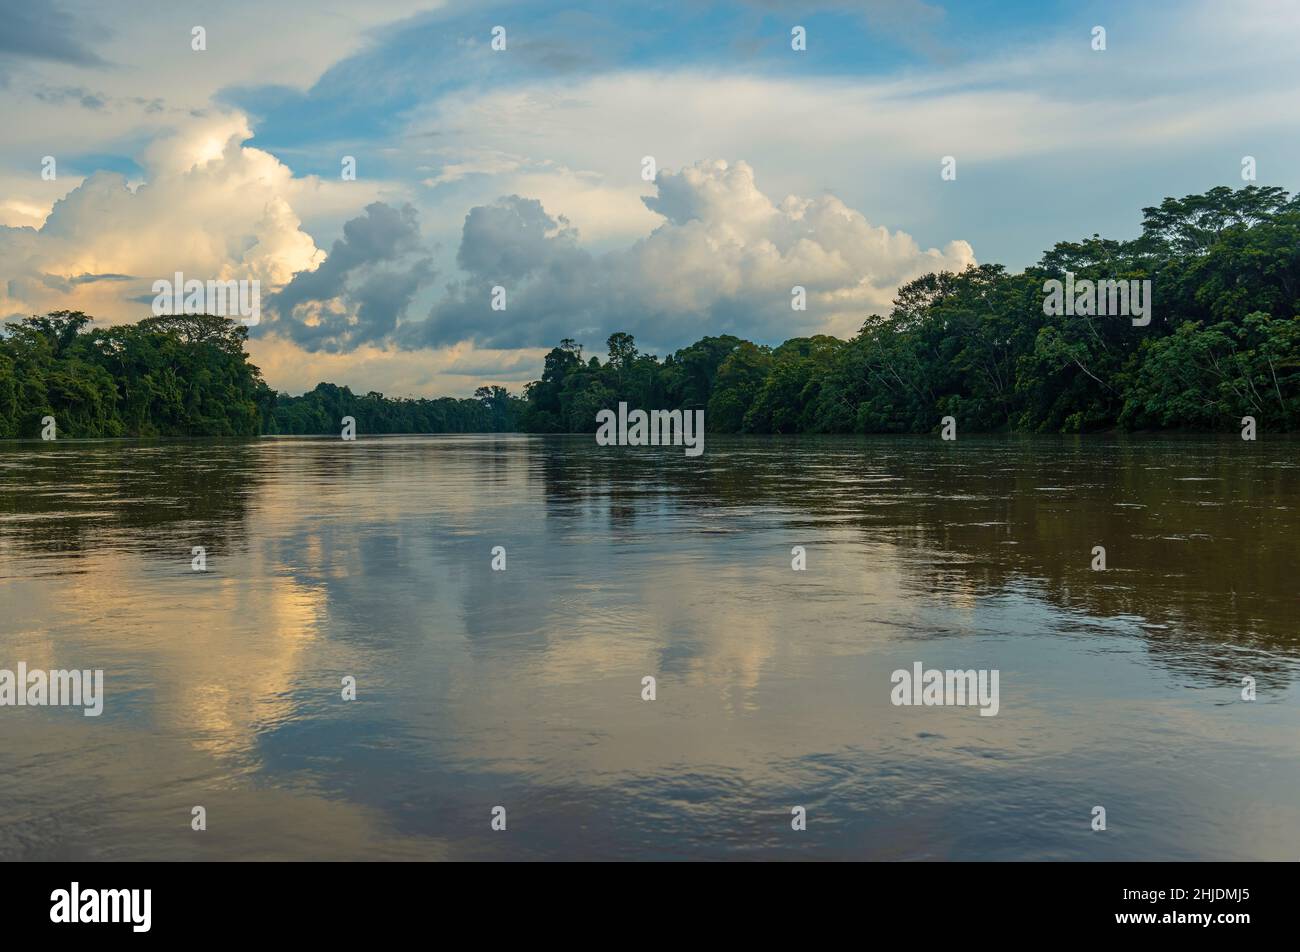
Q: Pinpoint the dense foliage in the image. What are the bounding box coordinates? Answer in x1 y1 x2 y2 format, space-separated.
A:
3 186 1296 438
0 312 522 438
0 312 267 438
266 383 523 435
520 185 1300 434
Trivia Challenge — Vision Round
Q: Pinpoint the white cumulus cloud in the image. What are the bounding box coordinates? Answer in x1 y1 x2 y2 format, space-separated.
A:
0 114 325 322
403 158 975 352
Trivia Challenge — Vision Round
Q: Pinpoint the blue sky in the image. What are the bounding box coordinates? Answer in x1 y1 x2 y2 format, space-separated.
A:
2 0 1298 395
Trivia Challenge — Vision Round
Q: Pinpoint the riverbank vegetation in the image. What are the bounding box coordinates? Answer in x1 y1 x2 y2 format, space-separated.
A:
521 186 1300 434
2 186 1296 438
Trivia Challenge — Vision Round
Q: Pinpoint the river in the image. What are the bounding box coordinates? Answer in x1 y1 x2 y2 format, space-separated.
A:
1 434 1296 859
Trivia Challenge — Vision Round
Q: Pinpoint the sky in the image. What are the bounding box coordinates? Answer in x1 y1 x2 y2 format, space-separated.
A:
2 0 1298 397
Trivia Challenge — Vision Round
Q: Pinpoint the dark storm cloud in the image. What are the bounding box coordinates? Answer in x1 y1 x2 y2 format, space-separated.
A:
456 196 580 280
398 195 601 353
263 202 434 354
